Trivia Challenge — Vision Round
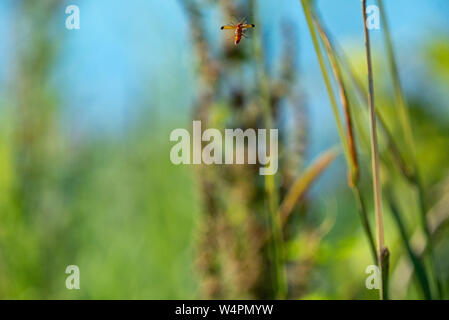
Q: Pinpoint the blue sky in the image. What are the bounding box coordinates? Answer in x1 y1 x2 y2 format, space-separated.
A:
1 0 448 141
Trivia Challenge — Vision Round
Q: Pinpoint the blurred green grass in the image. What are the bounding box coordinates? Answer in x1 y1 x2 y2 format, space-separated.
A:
0 119 201 298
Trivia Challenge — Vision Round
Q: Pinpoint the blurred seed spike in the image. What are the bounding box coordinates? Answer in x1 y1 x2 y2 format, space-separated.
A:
11 0 65 296
183 0 288 299
275 20 307 188
180 0 225 299
248 0 288 299
279 21 299 87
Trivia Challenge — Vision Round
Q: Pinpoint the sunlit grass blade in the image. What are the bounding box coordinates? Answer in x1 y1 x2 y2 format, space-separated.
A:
312 12 358 185
299 0 352 175
386 190 432 299
279 148 338 226
311 11 377 263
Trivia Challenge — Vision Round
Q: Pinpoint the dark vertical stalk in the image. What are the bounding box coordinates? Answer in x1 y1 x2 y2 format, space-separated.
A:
361 0 389 300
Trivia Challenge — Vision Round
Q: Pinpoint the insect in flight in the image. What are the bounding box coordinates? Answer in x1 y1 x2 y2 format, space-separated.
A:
220 22 255 45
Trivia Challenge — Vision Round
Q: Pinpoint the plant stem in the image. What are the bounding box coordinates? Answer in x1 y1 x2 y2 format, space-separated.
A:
330 34 415 183
312 13 358 183
376 0 415 161
377 0 442 299
250 0 287 299
279 148 339 226
312 12 377 264
386 189 432 299
416 175 443 299
299 0 352 174
362 0 388 300
352 187 378 264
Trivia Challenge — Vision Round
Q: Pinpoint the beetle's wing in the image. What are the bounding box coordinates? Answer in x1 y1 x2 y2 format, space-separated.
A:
221 25 237 30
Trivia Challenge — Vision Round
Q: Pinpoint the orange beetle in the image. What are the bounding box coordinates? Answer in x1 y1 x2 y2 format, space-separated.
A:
221 22 255 45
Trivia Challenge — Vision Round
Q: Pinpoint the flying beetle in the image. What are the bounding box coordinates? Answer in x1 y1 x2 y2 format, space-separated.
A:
221 22 255 45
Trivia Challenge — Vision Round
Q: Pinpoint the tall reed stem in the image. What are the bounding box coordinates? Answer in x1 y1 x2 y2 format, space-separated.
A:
362 0 389 300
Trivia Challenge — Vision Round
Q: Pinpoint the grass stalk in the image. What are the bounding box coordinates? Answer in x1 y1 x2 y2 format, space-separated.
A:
377 0 441 299
362 0 389 300
250 0 287 299
279 148 338 226
376 0 415 161
333 38 415 183
312 12 377 264
386 189 432 299
312 14 358 184
352 187 378 264
416 176 442 298
299 0 352 175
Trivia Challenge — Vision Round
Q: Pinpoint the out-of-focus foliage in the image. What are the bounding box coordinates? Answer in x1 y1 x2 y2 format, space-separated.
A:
0 0 448 299
0 1 200 299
